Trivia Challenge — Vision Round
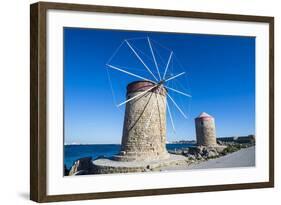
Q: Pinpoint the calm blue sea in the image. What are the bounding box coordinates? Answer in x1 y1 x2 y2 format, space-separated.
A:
64 144 194 169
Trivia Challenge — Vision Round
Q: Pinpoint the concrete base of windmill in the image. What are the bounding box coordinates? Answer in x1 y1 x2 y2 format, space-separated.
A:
91 154 188 174
112 151 171 162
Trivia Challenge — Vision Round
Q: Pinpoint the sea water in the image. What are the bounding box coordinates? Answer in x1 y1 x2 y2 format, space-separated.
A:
64 144 194 169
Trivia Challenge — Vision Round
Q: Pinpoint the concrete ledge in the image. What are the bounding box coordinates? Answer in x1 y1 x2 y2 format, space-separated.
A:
112 152 170 162
92 154 188 174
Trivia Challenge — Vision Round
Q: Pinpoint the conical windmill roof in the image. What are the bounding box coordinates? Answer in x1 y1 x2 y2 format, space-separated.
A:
196 112 213 119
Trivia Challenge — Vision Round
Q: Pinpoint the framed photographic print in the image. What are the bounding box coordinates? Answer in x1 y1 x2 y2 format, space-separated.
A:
30 1 274 202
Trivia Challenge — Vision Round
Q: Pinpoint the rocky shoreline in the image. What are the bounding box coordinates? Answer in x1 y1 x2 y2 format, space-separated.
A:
169 141 254 159
65 141 255 176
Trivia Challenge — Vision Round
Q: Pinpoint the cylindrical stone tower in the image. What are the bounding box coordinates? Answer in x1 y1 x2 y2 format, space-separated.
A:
195 112 217 146
114 81 170 162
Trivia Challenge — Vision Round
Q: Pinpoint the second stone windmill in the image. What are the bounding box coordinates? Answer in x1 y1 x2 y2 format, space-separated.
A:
106 37 192 163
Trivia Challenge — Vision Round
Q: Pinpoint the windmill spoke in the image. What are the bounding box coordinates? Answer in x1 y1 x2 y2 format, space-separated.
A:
108 38 190 133
166 93 187 119
166 100 176 132
163 51 173 80
125 40 159 81
106 41 124 65
165 86 192 98
157 92 176 133
106 64 156 83
117 84 158 107
164 72 185 83
147 37 161 80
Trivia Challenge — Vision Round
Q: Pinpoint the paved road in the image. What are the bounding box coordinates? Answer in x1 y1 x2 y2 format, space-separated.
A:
162 146 255 171
187 146 255 169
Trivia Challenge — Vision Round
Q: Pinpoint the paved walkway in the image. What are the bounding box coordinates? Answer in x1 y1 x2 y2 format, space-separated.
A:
162 146 255 171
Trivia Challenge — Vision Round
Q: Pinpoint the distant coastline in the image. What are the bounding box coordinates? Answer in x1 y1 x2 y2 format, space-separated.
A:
64 135 254 146
64 143 121 146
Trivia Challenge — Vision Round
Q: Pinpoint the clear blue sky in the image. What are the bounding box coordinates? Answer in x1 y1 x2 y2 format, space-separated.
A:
64 27 255 144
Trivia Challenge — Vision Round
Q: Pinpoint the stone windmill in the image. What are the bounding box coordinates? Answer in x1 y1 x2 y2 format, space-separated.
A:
106 37 192 162
195 112 217 146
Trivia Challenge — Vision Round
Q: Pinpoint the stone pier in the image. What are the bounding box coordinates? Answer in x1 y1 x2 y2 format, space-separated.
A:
91 81 186 174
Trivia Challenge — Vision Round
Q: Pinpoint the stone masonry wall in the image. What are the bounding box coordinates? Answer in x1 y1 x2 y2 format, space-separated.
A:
115 84 169 162
195 117 217 146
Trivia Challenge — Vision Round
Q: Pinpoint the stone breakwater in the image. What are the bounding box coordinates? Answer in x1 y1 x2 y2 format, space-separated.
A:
168 142 254 162
66 142 255 176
